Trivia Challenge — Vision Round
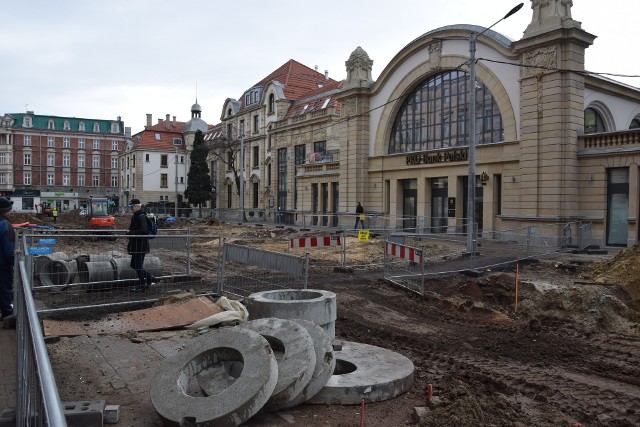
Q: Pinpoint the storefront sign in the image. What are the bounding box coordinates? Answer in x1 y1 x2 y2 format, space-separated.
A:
406 148 468 166
27 246 52 255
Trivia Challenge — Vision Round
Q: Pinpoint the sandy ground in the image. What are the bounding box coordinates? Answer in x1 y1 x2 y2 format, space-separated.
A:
17 210 640 426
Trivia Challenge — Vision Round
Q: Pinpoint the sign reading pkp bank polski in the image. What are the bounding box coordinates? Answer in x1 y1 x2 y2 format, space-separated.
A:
406 148 468 166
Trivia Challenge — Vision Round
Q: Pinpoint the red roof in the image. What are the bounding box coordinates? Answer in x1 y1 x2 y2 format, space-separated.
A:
239 59 340 111
133 120 186 150
282 80 344 120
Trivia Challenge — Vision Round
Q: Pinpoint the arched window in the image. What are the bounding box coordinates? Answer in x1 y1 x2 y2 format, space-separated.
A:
269 93 275 114
389 70 503 154
584 108 606 134
630 118 640 129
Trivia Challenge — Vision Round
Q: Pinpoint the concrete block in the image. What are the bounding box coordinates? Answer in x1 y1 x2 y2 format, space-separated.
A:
104 404 120 424
62 400 105 427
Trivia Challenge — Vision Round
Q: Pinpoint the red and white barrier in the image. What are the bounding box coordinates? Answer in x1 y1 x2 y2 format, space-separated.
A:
290 235 342 249
385 241 423 263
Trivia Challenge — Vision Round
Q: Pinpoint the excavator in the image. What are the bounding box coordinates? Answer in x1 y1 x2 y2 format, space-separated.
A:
87 196 115 234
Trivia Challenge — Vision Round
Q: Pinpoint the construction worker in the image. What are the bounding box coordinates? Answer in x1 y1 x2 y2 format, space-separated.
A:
52 207 58 223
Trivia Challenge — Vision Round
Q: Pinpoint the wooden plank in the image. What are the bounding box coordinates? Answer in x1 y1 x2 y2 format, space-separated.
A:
43 297 224 337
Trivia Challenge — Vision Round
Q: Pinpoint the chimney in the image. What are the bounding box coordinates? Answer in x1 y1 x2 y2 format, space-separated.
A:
165 114 170 129
158 119 162 124
146 114 152 127
315 65 318 71
324 70 329 80
173 116 176 126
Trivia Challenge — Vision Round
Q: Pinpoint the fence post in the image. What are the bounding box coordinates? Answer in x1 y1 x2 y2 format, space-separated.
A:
304 253 310 289
526 225 532 257
383 240 388 278
217 238 225 295
187 229 192 275
420 246 425 296
341 230 346 268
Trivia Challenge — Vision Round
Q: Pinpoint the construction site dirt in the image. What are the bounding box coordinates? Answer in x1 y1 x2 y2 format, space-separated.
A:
16 210 640 426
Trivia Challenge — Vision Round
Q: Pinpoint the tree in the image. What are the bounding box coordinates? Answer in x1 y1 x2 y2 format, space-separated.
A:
206 124 247 221
184 130 211 212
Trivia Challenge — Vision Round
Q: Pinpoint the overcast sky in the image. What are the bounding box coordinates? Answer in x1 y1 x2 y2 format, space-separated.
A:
2 0 638 134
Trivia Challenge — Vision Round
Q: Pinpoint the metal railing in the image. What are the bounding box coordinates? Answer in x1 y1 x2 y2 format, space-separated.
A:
15 258 67 427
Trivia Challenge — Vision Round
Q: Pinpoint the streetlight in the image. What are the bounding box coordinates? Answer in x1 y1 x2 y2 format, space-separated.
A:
175 149 179 218
239 131 245 223
467 2 523 254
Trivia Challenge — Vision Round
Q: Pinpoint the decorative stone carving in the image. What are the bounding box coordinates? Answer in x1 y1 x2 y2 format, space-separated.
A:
522 46 557 77
341 99 356 118
427 41 442 71
344 47 374 90
525 0 580 37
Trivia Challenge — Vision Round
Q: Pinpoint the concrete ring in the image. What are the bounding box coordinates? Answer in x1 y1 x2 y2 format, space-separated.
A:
150 327 277 426
246 289 336 337
287 319 336 406
306 340 414 405
233 318 316 412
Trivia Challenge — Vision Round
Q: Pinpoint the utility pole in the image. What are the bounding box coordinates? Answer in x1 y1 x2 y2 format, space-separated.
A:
466 3 523 254
174 149 178 218
240 132 245 223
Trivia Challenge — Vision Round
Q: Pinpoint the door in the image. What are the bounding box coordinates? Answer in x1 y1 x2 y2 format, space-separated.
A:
431 178 448 233
402 179 417 231
607 167 628 246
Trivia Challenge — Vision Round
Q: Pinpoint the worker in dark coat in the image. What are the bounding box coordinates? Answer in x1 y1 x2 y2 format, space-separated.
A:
0 197 15 319
127 199 151 292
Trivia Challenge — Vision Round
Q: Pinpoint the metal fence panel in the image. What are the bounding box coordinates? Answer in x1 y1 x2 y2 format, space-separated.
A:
18 230 221 314
16 259 67 427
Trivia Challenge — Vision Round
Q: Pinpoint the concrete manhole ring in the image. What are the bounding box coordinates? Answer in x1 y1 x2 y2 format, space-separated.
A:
287 319 336 406
246 289 336 338
229 318 317 411
150 327 277 426
306 340 414 405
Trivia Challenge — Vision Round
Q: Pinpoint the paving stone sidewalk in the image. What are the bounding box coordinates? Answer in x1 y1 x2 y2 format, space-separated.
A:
0 326 16 413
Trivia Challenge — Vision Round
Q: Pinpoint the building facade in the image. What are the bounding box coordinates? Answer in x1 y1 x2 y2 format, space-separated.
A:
0 112 126 213
207 1 640 247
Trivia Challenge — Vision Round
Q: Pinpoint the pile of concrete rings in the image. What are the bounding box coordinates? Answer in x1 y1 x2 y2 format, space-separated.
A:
150 289 415 426
34 251 162 290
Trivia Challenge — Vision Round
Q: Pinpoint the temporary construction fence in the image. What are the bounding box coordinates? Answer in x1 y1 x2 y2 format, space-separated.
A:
383 222 586 295
289 235 345 266
18 229 222 315
15 258 68 427
219 242 309 300
383 241 425 294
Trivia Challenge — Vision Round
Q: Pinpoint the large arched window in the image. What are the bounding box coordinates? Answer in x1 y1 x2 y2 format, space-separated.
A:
389 70 503 154
630 118 640 129
584 107 606 134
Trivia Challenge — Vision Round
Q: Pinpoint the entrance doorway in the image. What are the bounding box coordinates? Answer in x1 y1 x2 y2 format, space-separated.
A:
402 179 417 231
431 178 448 233
607 167 628 246
462 176 483 235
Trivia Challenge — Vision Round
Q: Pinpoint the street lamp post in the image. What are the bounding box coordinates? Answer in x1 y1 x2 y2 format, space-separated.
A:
175 149 179 218
466 3 523 254
239 132 245 223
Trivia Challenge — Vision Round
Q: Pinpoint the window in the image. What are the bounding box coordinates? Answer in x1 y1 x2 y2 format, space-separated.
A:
145 154 149 162
111 176 118 187
584 108 606 134
78 174 85 186
93 139 100 149
314 141 326 154
268 134 272 151
253 146 259 168
631 119 640 129
180 177 184 184
24 173 31 185
78 154 85 168
24 117 32 127
63 120 70 130
78 138 85 149
48 120 55 130
253 182 259 208
63 174 70 186
24 135 31 146
92 175 99 186
155 133 161 141
63 137 70 148
160 173 168 188
227 123 233 139
111 140 118 150
93 123 100 132
227 185 232 209
161 155 168 168
111 123 119 133
389 70 503 153
47 174 54 186
295 144 306 165
0 153 7 164
132 156 135 167
253 115 259 134
0 174 7 185
180 156 184 163
269 93 275 114
227 151 234 167
78 122 85 131
48 137 55 147
63 154 70 167
93 155 100 168
111 157 117 169
24 153 31 165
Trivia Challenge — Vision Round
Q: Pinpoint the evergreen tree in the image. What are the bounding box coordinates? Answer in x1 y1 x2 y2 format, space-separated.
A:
184 130 211 207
